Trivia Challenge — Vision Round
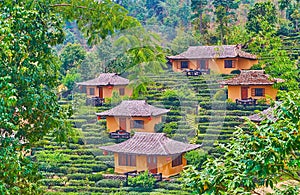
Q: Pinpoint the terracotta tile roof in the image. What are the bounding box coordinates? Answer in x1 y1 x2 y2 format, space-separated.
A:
77 73 129 86
247 106 277 122
168 45 257 60
219 70 284 85
100 132 201 155
96 100 170 117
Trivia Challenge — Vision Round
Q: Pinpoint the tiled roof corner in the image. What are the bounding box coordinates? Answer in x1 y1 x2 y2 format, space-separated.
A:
100 132 201 155
219 70 284 85
77 73 129 86
96 100 170 117
168 45 257 60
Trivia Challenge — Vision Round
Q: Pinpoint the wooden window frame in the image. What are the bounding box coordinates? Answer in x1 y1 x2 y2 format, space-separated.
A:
89 88 95 95
118 153 136 166
172 154 183 167
224 60 236 68
119 88 125 96
130 120 144 129
251 88 265 97
180 61 189 69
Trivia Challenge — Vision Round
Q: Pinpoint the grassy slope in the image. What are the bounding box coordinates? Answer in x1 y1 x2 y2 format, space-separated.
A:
34 71 269 194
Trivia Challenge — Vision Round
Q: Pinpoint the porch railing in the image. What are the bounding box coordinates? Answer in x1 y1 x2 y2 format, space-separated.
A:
235 98 257 106
86 97 104 106
184 69 210 76
109 130 130 139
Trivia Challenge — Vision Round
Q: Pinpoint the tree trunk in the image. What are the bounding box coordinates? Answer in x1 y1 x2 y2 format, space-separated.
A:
199 12 203 34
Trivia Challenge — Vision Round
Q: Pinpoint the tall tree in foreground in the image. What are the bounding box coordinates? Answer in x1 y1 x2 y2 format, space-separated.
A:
0 0 163 193
183 91 300 194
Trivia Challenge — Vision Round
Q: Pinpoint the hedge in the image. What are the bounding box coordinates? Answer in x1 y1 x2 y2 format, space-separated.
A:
96 179 122 188
40 178 66 187
72 163 108 172
68 180 95 186
156 182 182 190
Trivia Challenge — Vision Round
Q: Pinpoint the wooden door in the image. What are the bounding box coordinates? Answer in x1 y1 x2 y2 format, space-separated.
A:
147 156 157 174
98 87 103 98
241 87 248 100
119 118 126 130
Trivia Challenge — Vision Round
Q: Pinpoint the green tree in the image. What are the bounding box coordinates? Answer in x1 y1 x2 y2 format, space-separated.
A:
246 1 277 33
183 91 300 194
246 2 299 90
60 43 87 76
191 0 208 34
213 0 241 43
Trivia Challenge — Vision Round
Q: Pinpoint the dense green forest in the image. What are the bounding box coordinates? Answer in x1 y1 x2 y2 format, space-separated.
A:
0 0 299 194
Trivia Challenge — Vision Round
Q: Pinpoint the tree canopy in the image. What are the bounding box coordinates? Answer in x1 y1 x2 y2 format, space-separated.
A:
183 91 300 194
0 0 156 193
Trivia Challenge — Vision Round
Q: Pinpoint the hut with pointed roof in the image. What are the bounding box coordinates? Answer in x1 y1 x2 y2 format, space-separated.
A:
100 132 201 177
77 73 132 100
219 70 284 103
167 45 258 74
96 100 169 133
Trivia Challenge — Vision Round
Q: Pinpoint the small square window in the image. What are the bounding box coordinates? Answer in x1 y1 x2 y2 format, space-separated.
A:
254 88 264 96
172 154 183 167
119 88 125 96
224 60 235 68
89 88 95 95
130 120 144 129
181 61 189 69
118 153 136 166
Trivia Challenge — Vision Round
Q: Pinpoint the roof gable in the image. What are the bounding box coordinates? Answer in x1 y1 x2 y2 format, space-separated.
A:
100 132 201 155
168 45 257 60
96 100 170 117
77 73 129 86
219 70 284 86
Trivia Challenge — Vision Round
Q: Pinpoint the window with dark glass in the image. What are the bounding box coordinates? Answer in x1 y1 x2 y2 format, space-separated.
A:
252 88 265 97
224 60 236 68
118 153 136 166
89 88 95 95
180 61 189 69
130 120 144 129
172 154 183 167
119 88 125 96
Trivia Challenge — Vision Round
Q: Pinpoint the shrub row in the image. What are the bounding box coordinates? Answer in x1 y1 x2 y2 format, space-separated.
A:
40 178 66 187
195 115 242 123
51 186 121 193
68 180 95 186
96 179 123 188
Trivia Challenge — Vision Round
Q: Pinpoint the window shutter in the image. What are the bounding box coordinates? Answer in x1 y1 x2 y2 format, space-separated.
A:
262 88 265 96
130 120 134 128
232 60 236 68
251 88 255 96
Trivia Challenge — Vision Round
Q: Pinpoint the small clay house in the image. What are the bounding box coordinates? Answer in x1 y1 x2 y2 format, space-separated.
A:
100 132 201 177
219 70 284 103
167 45 258 74
77 73 132 100
96 100 169 133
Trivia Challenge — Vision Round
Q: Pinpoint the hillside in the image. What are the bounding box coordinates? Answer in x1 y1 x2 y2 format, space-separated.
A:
34 71 269 194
